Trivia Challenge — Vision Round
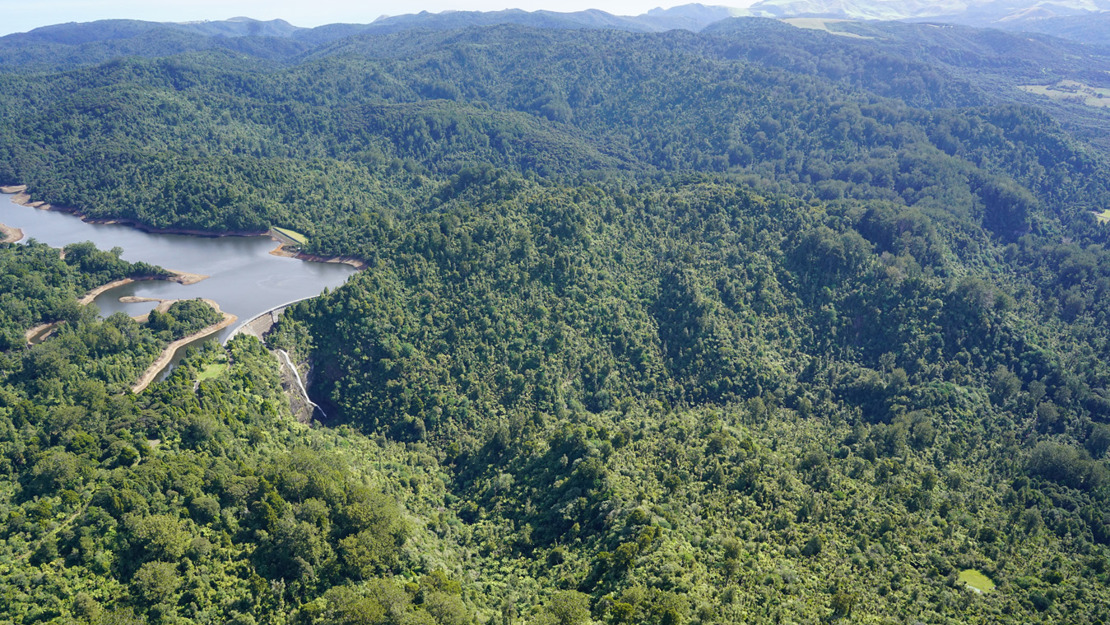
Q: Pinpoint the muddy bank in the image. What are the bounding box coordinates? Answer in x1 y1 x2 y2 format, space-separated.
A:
268 241 367 269
25 321 62 345
0 222 22 244
291 251 368 270
268 242 298 259
132 299 237 394
78 270 208 306
126 298 177 324
164 269 208 285
80 279 136 305
119 295 169 304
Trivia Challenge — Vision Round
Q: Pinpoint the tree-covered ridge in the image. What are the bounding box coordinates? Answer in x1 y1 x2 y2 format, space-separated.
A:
2 15 1110 625
0 241 168 350
0 23 1108 242
274 171 1110 622
704 18 1110 152
0 242 474 624
0 20 313 73
3 229 1109 623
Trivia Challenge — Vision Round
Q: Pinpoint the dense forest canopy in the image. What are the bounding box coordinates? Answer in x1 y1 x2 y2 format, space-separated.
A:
2 11 1110 625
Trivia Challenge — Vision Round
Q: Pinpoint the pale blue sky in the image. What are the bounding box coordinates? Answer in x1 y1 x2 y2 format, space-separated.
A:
0 0 753 36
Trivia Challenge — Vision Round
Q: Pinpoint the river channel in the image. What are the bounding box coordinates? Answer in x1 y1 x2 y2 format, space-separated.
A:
1 192 355 371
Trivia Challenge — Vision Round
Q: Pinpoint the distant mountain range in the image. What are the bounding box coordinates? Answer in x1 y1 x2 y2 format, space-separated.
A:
740 0 1110 44
3 0 1108 64
743 0 1110 23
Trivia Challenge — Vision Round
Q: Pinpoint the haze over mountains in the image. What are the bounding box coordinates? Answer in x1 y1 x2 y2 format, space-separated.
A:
742 0 1110 44
5 1 1110 622
6 0 1109 48
744 0 1110 24
4 0 1107 152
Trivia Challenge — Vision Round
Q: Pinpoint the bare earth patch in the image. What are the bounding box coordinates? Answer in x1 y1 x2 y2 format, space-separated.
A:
25 321 62 345
0 222 23 244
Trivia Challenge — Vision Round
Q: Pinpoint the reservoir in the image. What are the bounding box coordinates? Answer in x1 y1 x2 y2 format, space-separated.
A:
1 192 355 358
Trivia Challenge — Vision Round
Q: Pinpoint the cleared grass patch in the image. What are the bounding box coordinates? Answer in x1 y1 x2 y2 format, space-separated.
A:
197 363 227 382
1094 209 1110 224
272 226 308 246
1019 80 1110 109
782 18 873 39
958 569 996 594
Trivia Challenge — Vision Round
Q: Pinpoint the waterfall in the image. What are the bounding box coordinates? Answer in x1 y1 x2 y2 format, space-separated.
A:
277 349 326 419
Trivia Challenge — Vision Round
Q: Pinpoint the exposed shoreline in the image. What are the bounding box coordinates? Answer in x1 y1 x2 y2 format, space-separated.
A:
25 283 201 347
268 242 298 259
78 270 209 306
25 321 62 345
0 222 23 244
28 297 190 345
268 240 367 270
125 297 177 324
132 299 237 394
3 185 367 269
293 250 368 270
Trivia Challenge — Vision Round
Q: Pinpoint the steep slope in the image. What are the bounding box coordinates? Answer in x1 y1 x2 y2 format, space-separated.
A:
2 15 1110 625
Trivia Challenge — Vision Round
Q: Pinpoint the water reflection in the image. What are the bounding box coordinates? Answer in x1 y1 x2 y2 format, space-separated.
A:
1 193 354 345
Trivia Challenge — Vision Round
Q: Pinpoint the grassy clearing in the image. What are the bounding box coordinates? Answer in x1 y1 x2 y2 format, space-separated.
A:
1020 81 1110 109
1094 209 1110 224
958 569 996 594
197 363 227 382
782 18 873 39
272 226 308 245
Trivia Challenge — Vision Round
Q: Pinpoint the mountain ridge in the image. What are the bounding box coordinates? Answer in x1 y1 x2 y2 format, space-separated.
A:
6 1 1110 54
4 6 1110 624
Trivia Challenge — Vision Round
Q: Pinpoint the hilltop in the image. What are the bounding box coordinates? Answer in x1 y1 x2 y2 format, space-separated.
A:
2 8 1110 624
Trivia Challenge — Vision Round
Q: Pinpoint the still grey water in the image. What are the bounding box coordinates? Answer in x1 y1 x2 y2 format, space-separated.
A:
2 192 354 347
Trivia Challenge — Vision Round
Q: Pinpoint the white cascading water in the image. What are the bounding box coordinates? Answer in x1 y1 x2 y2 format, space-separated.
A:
277 349 326 418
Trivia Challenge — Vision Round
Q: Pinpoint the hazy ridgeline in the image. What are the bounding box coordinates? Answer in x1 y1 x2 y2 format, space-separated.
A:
1 11 1110 624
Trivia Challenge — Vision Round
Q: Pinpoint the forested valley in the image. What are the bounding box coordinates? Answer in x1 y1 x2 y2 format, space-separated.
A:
2 12 1110 624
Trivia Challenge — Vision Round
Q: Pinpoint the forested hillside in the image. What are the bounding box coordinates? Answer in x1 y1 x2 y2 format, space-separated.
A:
2 13 1110 625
